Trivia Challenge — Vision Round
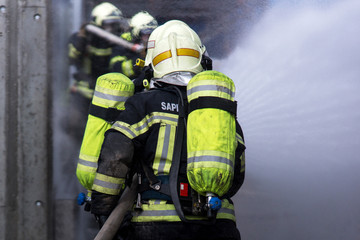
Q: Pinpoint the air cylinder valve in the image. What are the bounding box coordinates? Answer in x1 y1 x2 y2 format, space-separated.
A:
206 192 222 218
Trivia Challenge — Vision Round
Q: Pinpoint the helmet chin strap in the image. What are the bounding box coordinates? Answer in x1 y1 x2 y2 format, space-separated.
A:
149 53 212 89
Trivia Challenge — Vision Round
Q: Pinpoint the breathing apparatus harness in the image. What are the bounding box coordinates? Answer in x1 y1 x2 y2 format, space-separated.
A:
131 55 229 222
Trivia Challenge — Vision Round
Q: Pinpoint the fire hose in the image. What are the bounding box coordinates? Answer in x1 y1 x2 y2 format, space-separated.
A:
94 174 138 240
85 24 144 53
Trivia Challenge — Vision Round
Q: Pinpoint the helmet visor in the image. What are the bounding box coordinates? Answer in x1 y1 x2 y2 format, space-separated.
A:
139 28 154 37
102 20 121 34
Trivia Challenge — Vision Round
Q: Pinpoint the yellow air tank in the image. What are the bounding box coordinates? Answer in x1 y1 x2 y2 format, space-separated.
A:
76 73 134 190
186 70 237 197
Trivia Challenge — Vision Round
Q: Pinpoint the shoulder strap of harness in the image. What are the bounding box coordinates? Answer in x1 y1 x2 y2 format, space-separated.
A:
88 103 122 122
188 96 237 116
168 86 188 222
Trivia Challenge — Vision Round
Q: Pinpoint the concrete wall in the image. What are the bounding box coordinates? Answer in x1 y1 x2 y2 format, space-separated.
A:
0 0 52 239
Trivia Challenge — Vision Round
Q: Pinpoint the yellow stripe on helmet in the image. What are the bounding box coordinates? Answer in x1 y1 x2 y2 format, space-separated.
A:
152 50 172 66
176 48 200 58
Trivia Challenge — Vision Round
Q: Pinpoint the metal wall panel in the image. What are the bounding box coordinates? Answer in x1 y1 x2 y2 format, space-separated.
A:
19 2 52 239
1 1 19 239
0 0 52 239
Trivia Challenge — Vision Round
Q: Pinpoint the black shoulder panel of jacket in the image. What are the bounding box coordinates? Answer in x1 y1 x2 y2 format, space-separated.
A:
115 87 181 125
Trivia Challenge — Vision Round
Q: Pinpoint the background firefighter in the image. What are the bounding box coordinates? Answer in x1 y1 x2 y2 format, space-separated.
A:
66 2 127 143
109 11 158 80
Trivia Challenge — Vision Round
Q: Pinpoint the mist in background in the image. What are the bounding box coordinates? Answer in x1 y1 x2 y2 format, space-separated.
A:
214 0 360 239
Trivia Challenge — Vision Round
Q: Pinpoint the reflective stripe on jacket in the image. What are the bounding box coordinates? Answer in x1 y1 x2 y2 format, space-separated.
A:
131 199 236 222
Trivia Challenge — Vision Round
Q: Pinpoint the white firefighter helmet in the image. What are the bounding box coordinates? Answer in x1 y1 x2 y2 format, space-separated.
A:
130 11 158 38
91 2 123 27
145 20 206 80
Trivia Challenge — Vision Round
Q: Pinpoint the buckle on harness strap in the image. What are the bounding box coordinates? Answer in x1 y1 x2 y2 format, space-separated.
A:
150 180 161 191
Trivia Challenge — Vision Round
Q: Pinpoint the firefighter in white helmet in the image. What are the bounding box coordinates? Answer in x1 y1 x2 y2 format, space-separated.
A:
109 11 158 80
90 20 245 240
66 2 126 142
68 2 126 94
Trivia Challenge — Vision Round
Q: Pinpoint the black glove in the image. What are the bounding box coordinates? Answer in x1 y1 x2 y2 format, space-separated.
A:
94 211 134 240
90 190 120 216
